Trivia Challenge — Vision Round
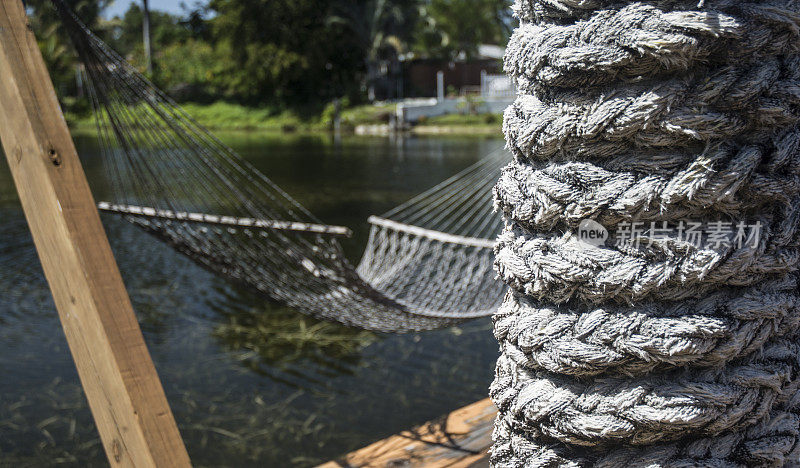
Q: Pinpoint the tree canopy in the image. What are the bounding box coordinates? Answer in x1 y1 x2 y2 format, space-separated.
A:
31 0 512 108
415 0 513 60
27 0 108 97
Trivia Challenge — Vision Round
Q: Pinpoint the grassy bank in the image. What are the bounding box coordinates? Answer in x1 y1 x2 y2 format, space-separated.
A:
65 101 503 134
414 113 502 134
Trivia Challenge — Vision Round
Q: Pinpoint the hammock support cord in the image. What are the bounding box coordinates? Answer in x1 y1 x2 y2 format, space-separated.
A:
52 0 508 332
491 0 800 465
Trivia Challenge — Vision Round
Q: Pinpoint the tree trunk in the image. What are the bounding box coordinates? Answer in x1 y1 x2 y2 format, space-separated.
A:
142 0 152 75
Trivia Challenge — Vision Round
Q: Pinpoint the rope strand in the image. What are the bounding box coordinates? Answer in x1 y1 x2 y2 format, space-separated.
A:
492 0 800 464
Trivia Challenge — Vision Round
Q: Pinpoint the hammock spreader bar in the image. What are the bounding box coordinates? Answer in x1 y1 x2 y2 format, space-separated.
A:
99 202 353 236
367 216 495 249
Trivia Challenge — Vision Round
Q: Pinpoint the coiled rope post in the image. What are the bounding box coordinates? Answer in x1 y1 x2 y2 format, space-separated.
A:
491 1 800 465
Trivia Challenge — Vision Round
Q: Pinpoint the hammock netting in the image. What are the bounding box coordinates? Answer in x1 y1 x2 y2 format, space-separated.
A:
52 1 507 333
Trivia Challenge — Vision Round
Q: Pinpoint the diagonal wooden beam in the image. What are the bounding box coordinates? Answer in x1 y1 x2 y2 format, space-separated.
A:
0 1 191 466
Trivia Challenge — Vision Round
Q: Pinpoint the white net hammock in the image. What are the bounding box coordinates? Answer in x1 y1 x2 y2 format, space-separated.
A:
55 1 507 332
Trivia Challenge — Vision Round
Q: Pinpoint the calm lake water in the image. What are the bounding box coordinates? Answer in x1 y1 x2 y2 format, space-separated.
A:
0 132 504 467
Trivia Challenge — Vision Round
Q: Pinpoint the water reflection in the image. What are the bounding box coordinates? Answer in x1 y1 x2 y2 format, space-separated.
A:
0 132 501 466
210 288 377 388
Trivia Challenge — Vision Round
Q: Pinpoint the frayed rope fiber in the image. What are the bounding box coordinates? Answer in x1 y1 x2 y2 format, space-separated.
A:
491 1 800 466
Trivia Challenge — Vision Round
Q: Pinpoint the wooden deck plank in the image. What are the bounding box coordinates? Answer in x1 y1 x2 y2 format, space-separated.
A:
318 398 496 468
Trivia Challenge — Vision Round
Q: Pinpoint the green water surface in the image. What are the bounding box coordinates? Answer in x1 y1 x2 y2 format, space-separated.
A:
0 132 504 467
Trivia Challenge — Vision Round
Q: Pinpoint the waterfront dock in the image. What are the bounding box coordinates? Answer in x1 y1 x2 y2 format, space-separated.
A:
319 398 495 468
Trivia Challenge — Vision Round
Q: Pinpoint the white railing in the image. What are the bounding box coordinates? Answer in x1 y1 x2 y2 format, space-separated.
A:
481 73 516 99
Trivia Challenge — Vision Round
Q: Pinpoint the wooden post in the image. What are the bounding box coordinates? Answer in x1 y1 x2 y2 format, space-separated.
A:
0 1 191 466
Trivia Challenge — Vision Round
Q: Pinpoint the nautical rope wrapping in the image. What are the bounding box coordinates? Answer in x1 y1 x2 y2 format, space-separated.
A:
491 1 800 466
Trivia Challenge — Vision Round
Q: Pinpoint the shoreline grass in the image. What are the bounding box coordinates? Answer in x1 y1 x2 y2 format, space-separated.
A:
65 101 503 135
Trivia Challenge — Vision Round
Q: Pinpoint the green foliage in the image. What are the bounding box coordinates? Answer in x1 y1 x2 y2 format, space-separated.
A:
36 22 73 94
327 0 421 99
338 102 395 126
320 98 347 128
419 112 502 126
328 0 420 61
216 42 308 103
36 0 514 113
176 102 301 130
27 0 107 36
26 0 108 101
207 0 365 106
155 39 226 99
413 0 513 60
106 3 192 58
104 3 216 99
65 99 501 134
457 93 486 114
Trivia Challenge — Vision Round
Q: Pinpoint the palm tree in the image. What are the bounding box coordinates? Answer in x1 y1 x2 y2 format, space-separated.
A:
142 0 153 74
328 0 419 101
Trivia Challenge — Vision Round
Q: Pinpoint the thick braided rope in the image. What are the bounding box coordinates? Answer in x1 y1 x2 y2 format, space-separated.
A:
491 340 800 446
494 131 800 230
491 0 800 466
508 2 800 91
491 405 800 467
495 217 800 304
503 68 800 161
495 279 800 377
